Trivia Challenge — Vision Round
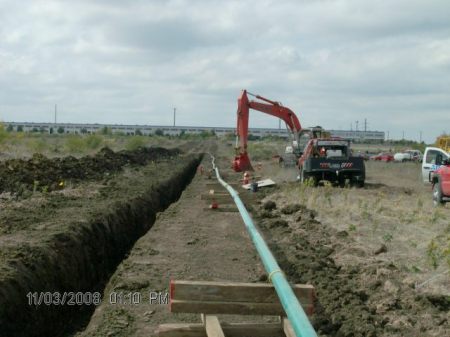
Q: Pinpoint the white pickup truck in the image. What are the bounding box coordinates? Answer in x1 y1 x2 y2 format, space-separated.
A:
421 147 450 183
394 149 422 162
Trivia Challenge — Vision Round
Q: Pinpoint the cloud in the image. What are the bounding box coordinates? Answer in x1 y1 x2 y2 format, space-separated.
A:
0 0 449 142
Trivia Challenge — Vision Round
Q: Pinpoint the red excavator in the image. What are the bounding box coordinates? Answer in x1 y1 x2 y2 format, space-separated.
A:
232 90 302 172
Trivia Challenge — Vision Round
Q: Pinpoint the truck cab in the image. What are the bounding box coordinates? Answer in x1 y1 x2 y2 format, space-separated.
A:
421 147 449 183
298 138 365 187
432 158 450 205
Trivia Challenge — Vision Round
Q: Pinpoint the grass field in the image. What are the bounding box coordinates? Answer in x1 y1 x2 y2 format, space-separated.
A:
0 125 219 159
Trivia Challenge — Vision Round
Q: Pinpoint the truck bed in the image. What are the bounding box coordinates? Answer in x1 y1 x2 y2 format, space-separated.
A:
303 156 365 173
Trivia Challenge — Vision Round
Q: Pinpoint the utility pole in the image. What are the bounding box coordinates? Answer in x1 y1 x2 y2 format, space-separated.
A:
355 120 359 131
387 131 389 140
350 122 353 131
278 119 281 129
54 104 58 152
173 107 176 127
364 118 367 132
420 131 422 143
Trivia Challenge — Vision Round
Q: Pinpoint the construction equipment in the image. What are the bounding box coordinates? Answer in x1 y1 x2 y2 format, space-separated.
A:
233 90 302 172
298 138 366 187
436 135 450 152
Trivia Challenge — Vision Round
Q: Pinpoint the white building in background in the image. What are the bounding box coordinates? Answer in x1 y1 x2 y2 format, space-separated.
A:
5 122 385 142
5 122 288 138
328 130 385 142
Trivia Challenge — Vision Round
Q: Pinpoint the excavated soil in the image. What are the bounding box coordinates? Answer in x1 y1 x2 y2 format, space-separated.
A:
254 201 449 336
0 146 179 194
0 149 201 337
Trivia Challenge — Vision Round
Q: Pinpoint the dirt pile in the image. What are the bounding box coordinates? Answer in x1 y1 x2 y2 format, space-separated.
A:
0 146 180 193
255 201 449 337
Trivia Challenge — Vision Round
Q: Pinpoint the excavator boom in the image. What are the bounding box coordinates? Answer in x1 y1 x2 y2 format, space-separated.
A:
233 90 302 172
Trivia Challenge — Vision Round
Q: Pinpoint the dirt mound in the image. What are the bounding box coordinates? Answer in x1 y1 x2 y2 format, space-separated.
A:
255 201 449 337
0 147 180 194
0 154 201 337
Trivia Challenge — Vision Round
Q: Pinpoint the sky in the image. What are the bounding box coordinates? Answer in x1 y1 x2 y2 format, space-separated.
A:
0 0 449 142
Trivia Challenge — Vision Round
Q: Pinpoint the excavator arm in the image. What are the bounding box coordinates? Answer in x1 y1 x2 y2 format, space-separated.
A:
233 89 302 172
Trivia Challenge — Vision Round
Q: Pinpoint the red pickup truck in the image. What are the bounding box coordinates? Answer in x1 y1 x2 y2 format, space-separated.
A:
432 158 450 206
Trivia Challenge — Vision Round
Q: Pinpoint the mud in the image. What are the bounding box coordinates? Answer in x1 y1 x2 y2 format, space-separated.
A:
0 147 179 194
255 202 449 337
0 152 202 337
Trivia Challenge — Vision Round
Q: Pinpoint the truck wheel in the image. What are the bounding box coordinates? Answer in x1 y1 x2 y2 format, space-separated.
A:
350 178 364 188
433 183 445 206
299 168 307 183
338 177 346 188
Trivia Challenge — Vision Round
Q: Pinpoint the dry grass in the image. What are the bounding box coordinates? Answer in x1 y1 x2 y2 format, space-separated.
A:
0 133 179 159
271 160 449 294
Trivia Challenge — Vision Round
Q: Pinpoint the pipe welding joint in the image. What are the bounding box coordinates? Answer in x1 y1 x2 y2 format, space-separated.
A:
268 269 284 283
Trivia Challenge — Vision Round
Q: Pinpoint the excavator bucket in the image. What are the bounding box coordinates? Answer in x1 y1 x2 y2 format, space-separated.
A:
232 153 253 172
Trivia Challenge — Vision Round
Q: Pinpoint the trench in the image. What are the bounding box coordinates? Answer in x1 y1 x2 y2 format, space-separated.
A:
0 154 202 337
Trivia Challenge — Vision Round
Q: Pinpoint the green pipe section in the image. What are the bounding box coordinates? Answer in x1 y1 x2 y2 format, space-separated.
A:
211 157 317 337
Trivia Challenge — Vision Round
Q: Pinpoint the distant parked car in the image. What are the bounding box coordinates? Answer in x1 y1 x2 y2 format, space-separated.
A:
370 152 394 162
355 151 370 161
394 150 423 162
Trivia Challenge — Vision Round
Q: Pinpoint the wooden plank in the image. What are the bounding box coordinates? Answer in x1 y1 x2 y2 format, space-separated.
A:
206 183 240 189
157 322 283 337
158 323 204 337
201 193 256 201
171 280 314 305
242 178 276 190
202 192 230 198
205 316 225 337
282 318 296 337
203 207 239 212
170 299 314 316
201 194 234 203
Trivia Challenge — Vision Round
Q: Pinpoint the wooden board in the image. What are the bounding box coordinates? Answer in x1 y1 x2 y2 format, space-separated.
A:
203 207 239 213
204 316 225 337
282 318 296 337
242 178 276 190
201 193 255 203
201 194 234 203
171 280 314 304
157 322 283 337
170 299 314 316
206 183 240 190
170 280 315 316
